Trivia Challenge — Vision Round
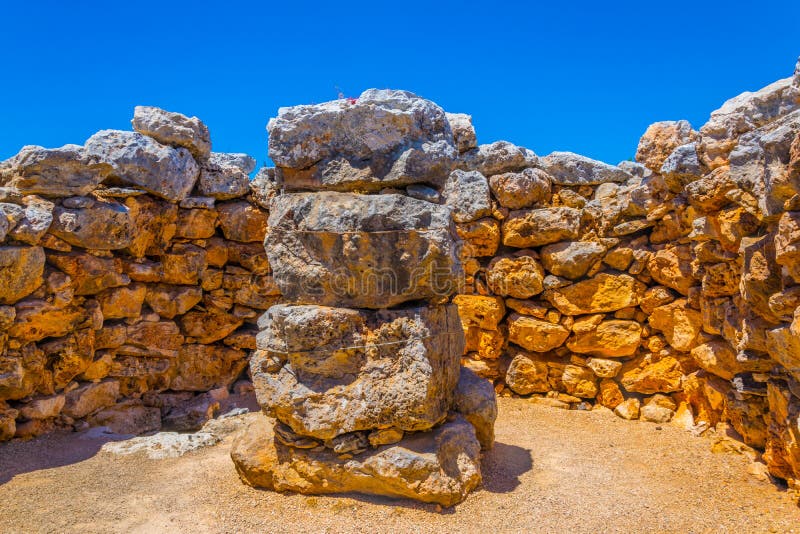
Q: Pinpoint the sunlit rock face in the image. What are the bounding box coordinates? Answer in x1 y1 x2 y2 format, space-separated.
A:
234 89 491 506
4 56 800 500
0 105 267 440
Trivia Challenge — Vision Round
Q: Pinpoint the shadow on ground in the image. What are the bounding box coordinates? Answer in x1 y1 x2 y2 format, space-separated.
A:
481 441 533 493
0 393 260 486
0 428 121 486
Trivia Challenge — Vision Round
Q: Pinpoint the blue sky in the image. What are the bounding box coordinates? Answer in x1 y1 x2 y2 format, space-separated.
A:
1 1 798 167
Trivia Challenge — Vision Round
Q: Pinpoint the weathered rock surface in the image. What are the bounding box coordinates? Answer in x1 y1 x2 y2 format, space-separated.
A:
231 414 482 506
251 304 462 440
488 167 551 209
699 75 800 169
452 295 505 330
0 246 45 304
456 218 500 258
460 141 537 177
544 273 646 315
507 313 569 352
0 144 112 197
486 255 545 298
199 152 256 199
84 130 199 202
269 89 456 191
502 207 582 248
540 152 632 185
442 170 491 223
636 120 697 173
540 241 606 280
266 193 461 308
446 113 477 153
49 200 135 250
505 351 550 395
567 319 641 357
132 106 212 161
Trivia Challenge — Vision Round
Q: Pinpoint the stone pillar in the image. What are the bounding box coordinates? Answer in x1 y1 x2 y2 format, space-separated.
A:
231 89 497 506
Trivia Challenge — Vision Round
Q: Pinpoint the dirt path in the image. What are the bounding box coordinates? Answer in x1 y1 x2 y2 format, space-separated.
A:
1 398 798 533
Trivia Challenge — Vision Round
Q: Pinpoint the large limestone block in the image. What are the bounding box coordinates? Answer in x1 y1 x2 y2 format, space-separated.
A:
199 152 256 200
231 414 481 507
460 141 537 176
0 144 112 197
502 207 582 248
505 351 550 395
49 199 135 250
566 319 641 358
488 167 551 209
268 89 456 191
252 304 463 440
84 130 200 202
442 170 491 223
540 152 632 185
0 246 45 304
507 313 569 352
452 295 506 330
544 273 646 315
649 299 703 352
690 339 772 380
728 110 800 217
132 106 212 161
620 354 685 394
266 193 462 308
485 254 545 299
47 252 129 295
540 241 606 280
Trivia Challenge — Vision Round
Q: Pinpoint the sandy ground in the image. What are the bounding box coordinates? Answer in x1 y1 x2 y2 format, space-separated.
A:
1 397 799 534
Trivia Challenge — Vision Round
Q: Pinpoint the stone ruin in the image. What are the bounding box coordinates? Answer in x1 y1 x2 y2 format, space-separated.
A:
230 90 497 506
2 56 800 502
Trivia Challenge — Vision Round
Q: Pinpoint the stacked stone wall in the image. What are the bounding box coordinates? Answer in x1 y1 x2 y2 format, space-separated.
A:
451 57 800 488
2 58 800 492
0 106 277 440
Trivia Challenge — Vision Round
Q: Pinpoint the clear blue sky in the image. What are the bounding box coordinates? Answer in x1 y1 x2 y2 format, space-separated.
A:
1 1 799 167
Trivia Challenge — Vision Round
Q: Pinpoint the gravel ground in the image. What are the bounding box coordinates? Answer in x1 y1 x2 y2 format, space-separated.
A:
1 397 799 534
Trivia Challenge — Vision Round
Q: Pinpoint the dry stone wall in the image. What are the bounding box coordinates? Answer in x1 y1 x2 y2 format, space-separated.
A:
452 57 800 489
0 106 277 440
2 58 800 494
